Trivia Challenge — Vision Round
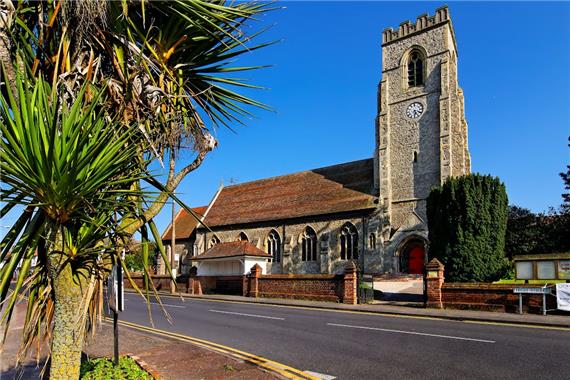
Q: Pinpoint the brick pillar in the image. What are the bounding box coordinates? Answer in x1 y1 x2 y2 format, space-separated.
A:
343 261 357 305
242 275 248 297
248 264 262 298
426 258 444 309
188 266 202 295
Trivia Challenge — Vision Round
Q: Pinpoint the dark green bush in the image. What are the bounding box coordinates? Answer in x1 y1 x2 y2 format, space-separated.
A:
427 174 508 282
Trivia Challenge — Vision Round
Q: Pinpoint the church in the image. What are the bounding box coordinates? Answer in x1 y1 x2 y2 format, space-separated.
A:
164 6 470 278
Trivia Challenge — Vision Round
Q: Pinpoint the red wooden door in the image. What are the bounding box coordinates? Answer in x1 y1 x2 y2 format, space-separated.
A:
408 246 425 274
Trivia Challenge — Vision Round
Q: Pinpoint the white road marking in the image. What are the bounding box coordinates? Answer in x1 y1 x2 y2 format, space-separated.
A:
150 302 185 309
304 370 336 380
209 309 285 320
327 323 495 343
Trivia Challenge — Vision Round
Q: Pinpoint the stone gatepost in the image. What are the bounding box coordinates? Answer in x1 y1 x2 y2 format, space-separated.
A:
248 264 262 298
343 261 358 305
187 266 202 295
156 249 166 275
426 258 444 309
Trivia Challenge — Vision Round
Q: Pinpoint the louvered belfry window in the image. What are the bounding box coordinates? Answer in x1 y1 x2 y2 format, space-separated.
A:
407 51 424 87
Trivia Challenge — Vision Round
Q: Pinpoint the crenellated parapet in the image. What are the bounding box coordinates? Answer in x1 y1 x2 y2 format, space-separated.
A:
382 6 450 45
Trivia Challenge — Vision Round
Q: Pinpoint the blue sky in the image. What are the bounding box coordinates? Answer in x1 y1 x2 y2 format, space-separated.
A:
2 2 569 238
153 1 570 234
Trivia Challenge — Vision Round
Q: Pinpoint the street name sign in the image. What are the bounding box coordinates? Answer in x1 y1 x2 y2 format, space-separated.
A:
108 264 124 313
513 287 550 294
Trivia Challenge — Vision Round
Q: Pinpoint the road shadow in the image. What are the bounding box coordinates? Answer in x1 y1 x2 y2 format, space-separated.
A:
0 363 45 380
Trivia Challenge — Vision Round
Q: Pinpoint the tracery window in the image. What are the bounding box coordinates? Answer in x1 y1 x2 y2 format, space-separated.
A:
340 223 358 260
237 232 249 242
208 235 220 249
300 227 317 262
407 50 424 87
267 230 281 263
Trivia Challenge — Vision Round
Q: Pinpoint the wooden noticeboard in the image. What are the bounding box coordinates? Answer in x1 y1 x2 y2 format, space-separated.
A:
513 253 570 281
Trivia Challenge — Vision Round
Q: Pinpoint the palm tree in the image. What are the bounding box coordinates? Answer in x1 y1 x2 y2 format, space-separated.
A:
1 1 275 378
1 77 150 377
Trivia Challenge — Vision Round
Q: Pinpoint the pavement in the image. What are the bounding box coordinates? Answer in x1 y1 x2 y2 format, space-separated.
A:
373 278 424 303
0 303 280 380
144 291 570 328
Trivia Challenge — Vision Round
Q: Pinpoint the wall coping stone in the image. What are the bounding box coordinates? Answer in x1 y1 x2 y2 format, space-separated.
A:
260 274 341 280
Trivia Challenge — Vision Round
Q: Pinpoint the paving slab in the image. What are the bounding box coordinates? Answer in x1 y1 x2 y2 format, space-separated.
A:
84 323 278 380
0 303 279 380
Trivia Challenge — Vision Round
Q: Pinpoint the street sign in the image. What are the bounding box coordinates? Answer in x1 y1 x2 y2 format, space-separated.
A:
108 264 124 313
513 287 550 294
556 283 570 312
514 286 554 315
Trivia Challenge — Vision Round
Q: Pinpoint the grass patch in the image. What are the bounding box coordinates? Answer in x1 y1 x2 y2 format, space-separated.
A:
80 356 152 380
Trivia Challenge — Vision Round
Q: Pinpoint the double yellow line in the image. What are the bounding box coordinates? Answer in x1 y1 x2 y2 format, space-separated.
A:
113 318 320 380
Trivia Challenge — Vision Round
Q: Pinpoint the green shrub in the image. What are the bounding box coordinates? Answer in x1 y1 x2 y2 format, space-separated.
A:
125 241 158 272
427 174 508 282
80 357 152 380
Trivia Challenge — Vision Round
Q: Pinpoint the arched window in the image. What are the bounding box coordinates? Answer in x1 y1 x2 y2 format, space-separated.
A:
407 50 424 87
340 223 358 260
208 235 220 249
267 230 281 263
300 227 317 262
369 232 376 250
237 232 248 242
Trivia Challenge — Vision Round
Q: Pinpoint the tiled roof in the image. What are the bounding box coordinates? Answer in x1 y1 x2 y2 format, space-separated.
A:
202 158 378 227
162 206 208 240
192 241 271 261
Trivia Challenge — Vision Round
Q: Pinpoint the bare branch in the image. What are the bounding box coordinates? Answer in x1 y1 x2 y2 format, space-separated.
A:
122 150 208 235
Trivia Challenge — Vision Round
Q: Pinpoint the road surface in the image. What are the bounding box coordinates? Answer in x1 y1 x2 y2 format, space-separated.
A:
119 294 570 379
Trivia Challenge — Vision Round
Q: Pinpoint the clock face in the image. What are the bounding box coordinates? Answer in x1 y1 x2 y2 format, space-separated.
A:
406 102 424 119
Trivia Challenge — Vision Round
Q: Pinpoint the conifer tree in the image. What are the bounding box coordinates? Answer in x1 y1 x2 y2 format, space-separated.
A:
427 175 508 282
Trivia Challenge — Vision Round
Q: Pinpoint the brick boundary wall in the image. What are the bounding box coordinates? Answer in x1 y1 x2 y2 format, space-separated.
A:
256 274 344 302
440 283 556 313
245 262 357 304
125 262 359 304
174 262 356 304
124 274 172 292
425 259 558 313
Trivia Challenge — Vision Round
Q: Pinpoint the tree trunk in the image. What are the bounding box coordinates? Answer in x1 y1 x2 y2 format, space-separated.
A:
0 0 18 100
48 239 91 379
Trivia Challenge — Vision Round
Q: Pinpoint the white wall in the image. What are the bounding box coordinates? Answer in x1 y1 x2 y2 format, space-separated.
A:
196 257 268 276
197 260 242 276
244 257 268 275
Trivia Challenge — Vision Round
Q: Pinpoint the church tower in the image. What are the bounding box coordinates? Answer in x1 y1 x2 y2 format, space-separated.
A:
375 6 470 271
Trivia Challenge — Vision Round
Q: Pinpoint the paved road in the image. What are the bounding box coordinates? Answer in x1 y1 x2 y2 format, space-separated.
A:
119 294 570 379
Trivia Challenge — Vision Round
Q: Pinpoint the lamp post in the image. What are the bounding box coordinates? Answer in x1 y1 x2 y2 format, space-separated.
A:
170 196 176 293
